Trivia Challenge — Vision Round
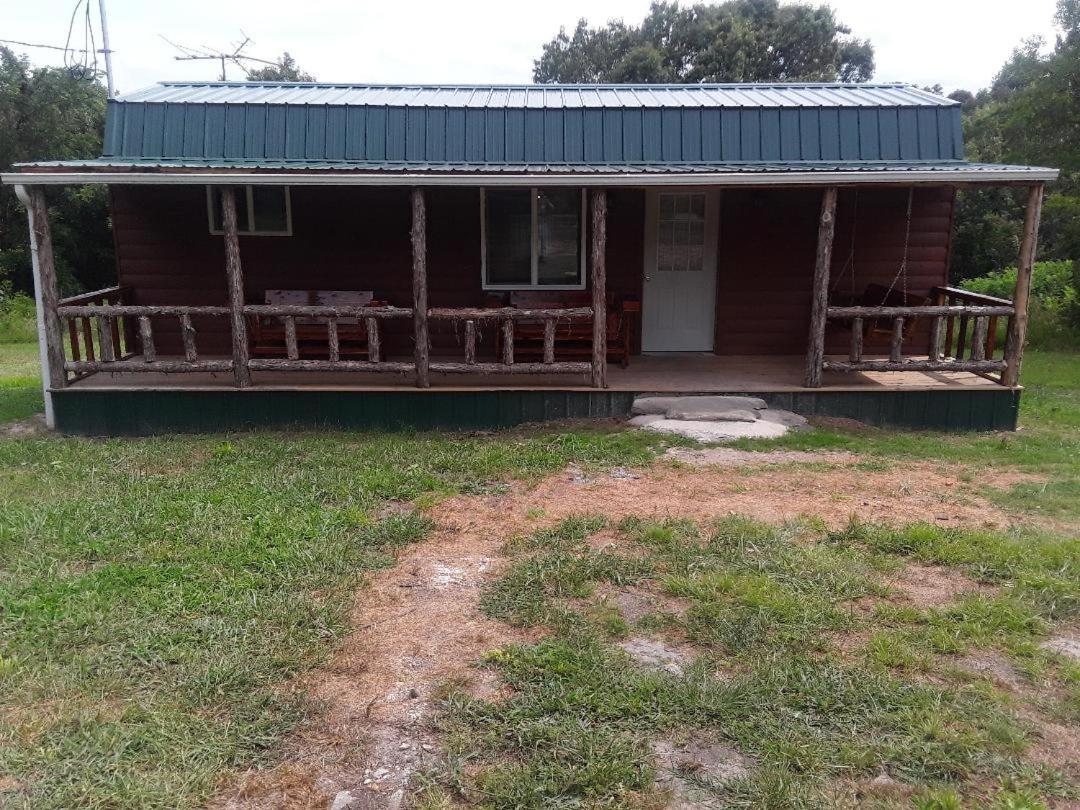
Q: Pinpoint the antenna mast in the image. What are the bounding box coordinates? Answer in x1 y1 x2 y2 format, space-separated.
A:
97 0 115 96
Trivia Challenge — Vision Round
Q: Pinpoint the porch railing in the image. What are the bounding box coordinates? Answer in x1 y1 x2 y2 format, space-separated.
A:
427 307 593 375
822 285 1016 382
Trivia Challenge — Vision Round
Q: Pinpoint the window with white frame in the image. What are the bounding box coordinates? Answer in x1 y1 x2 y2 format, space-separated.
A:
207 185 292 236
481 188 585 289
657 192 706 273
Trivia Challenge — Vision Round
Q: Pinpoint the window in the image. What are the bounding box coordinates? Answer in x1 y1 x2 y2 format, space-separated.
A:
481 188 585 289
657 192 705 272
207 185 292 236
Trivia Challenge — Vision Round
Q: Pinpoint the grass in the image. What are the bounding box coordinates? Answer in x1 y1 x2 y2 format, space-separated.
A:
0 343 42 423
0 428 671 808
435 516 1079 808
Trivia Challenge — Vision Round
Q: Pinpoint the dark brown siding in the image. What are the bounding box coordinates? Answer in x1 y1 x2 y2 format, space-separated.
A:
714 186 954 355
110 184 951 359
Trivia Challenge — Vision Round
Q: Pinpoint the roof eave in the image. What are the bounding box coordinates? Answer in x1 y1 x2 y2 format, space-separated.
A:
1 166 1059 187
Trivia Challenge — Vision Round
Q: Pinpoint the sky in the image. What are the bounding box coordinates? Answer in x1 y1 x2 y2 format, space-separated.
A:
1 0 1062 96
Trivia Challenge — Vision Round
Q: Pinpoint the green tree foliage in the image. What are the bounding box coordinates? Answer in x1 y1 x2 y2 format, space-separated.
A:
952 0 1080 289
534 0 874 84
0 47 113 295
245 52 314 82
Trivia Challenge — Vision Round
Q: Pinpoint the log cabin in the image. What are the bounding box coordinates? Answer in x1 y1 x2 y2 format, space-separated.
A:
1 81 1058 434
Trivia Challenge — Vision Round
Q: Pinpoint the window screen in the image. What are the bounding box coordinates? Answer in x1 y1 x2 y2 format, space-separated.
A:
485 189 533 285
657 192 705 272
536 189 581 285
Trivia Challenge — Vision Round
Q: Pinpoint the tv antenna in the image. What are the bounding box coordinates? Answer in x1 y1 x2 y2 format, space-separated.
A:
160 31 278 80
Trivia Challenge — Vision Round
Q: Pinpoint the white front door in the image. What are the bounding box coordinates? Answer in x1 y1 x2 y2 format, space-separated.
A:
641 190 720 352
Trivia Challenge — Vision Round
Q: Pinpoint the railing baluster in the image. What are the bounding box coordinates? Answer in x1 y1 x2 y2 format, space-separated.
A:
284 316 298 360
109 306 123 357
464 319 476 365
327 317 340 362
986 315 998 358
501 317 514 366
928 316 944 362
180 314 198 361
890 317 904 363
543 317 556 364
956 313 969 360
67 318 81 362
970 317 988 362
138 316 156 363
97 315 115 362
849 317 863 362
81 317 96 361
365 316 380 363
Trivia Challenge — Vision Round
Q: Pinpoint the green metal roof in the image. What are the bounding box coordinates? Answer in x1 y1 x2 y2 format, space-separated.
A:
99 80 966 167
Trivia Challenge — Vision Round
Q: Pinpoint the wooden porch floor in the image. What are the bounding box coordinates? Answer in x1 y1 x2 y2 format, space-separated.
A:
65 353 1006 393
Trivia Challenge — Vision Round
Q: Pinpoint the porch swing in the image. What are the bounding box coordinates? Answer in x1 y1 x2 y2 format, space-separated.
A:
829 189 929 343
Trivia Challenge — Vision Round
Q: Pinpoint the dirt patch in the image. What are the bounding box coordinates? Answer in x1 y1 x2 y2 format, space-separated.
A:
212 488 541 810
953 651 1026 691
619 636 693 675
1040 632 1080 663
212 454 1037 808
594 584 689 625
652 735 754 808
0 415 47 438
667 447 858 467
884 564 997 607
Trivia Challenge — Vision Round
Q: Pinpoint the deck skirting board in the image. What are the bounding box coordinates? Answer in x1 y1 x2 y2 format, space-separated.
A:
50 387 1021 435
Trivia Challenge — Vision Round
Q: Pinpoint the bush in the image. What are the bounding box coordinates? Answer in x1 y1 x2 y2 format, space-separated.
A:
0 292 37 343
961 260 1080 350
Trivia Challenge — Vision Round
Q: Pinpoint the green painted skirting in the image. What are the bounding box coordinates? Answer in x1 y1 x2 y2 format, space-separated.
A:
51 387 1021 436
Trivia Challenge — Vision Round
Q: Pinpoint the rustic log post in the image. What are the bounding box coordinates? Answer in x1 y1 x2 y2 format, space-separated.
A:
411 188 430 388
849 317 863 362
15 186 65 427
97 316 115 362
180 314 197 362
501 317 514 365
890 317 905 362
543 317 556 364
970 317 988 362
284 316 299 360
138 316 156 362
327 318 340 362
804 186 839 387
464 319 476 365
928 316 944 362
67 319 81 361
956 313 969 360
590 188 608 388
221 187 251 387
365 316 380 363
82 317 96 361
1002 183 1045 386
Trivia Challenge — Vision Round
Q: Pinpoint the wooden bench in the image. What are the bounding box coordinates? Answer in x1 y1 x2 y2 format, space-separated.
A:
492 291 638 368
248 290 378 359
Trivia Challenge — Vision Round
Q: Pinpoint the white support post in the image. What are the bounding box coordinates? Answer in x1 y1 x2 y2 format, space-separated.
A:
13 184 59 428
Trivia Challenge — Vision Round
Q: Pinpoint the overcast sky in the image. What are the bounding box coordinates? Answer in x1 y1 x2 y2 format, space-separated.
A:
2 0 1062 96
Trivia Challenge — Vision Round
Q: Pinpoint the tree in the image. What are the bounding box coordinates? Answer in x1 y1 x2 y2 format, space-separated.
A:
0 47 113 295
534 0 874 84
245 52 314 82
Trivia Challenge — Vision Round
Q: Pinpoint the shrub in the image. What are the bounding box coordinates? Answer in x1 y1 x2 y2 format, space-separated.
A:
961 260 1080 349
0 292 37 343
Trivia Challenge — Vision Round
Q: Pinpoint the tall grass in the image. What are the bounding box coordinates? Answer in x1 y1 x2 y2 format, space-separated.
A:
0 294 37 344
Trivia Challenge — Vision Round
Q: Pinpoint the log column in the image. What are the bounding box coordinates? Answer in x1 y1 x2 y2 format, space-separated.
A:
221 187 251 387
1002 183 1045 387
411 188 430 388
14 184 64 428
590 188 608 389
804 186 839 388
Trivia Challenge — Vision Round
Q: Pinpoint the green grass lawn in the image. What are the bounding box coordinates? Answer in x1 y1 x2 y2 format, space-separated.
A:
0 343 1076 808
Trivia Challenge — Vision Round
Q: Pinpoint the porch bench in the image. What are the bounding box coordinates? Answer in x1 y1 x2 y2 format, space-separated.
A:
248 290 379 359
491 291 637 368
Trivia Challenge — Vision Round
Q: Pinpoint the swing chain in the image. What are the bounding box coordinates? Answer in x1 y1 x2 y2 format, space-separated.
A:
884 188 914 302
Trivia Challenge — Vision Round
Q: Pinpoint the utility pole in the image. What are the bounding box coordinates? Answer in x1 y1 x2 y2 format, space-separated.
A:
97 0 115 96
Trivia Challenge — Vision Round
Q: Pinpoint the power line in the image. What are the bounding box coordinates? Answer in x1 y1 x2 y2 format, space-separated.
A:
0 37 94 54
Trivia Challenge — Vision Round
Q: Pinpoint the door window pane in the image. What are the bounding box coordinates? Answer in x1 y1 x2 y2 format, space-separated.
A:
485 189 533 285
657 192 706 272
536 188 581 285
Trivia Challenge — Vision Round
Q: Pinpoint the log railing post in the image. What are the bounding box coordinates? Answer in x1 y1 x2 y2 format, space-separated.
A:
590 188 608 389
804 186 839 387
1002 183 1045 386
15 185 65 427
221 187 251 387
411 188 430 388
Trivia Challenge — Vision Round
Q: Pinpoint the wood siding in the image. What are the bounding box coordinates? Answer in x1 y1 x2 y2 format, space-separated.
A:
110 184 951 359
714 186 954 355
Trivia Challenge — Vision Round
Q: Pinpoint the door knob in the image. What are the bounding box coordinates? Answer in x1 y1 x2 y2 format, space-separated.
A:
644 275 652 282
